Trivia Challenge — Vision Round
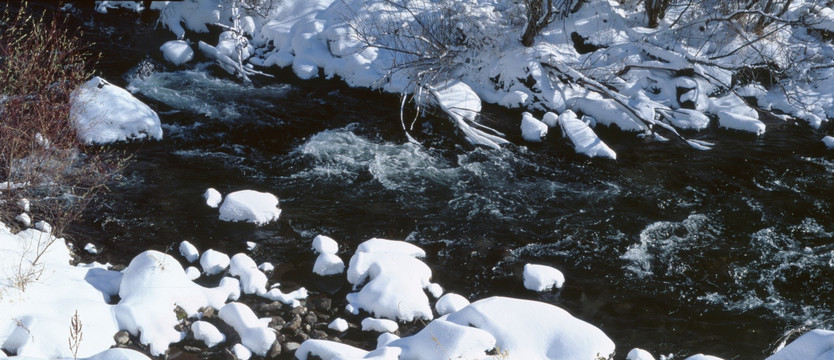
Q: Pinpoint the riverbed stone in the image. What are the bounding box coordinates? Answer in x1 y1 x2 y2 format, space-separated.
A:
283 341 301 353
114 330 130 345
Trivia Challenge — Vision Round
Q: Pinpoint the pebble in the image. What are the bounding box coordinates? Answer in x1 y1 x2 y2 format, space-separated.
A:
114 330 130 345
283 342 301 353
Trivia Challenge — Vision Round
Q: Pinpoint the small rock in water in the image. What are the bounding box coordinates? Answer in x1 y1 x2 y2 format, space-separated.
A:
84 243 98 254
203 188 222 208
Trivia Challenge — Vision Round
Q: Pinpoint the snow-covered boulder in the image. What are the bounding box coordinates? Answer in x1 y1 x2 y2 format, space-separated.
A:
346 238 434 322
523 263 565 292
328 318 349 332
627 348 656 360
436 293 471 316
521 112 548 142
445 297 615 359
823 136 834 149
218 190 282 225
313 252 345 276
71 77 163 144
709 94 765 135
191 321 226 348
229 253 268 295
313 235 339 254
386 319 497 360
200 249 231 275
558 110 617 159
179 241 200 263
203 188 222 208
160 40 194 65
767 329 834 360
218 302 276 356
361 318 399 333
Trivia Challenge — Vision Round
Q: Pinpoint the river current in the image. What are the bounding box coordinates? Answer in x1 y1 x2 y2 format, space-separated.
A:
54 3 834 359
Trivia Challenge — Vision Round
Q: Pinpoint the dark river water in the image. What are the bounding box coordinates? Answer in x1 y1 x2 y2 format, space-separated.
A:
47 2 834 359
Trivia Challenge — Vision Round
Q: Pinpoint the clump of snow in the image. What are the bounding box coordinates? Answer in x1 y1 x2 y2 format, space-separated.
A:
259 262 274 272
203 188 222 208
219 302 276 356
767 329 834 360
823 136 834 149
260 286 309 307
521 112 548 142
685 355 724 360
709 94 765 135
558 110 617 159
229 253 268 294
314 252 345 276
377 333 400 348
179 240 200 263
627 348 656 360
71 77 163 144
218 190 282 225
313 235 339 254
34 220 52 234
346 238 434 321
84 243 99 254
361 318 399 333
18 198 30 212
445 297 615 359
523 263 565 292
200 249 231 275
192 321 226 347
542 111 559 127
436 293 471 316
185 266 201 280
15 213 31 227
160 40 194 65
232 343 253 360
328 318 349 332
246 241 257 251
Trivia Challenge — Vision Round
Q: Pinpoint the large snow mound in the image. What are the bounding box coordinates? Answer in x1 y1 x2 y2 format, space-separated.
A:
71 77 163 144
218 190 282 225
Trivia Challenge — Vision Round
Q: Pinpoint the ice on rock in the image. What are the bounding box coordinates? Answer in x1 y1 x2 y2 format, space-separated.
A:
71 77 163 145
523 263 565 292
200 249 231 275
115 250 238 355
230 253 269 294
521 112 548 142
314 252 345 276
627 348 656 360
346 238 434 322
219 302 276 356
160 40 194 65
436 293 471 316
767 329 834 360
558 110 617 159
203 188 222 208
218 190 282 225
313 234 339 254
192 321 226 347
361 317 399 333
445 297 615 359
179 241 200 263
823 136 834 149
387 319 497 360
328 318 349 332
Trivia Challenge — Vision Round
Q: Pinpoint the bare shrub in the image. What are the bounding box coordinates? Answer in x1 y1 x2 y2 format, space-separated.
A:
0 2 127 237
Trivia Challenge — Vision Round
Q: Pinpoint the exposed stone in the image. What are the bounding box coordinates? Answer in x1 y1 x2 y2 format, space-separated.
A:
269 316 285 329
283 314 303 334
303 313 318 326
310 330 328 340
114 330 130 345
200 307 217 318
267 340 282 359
283 342 301 353
288 306 308 317
183 346 202 353
260 301 284 315
309 297 332 312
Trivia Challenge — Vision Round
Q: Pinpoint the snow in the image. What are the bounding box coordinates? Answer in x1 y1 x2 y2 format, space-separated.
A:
523 263 565 291
387 319 496 360
377 333 400 348
15 213 31 227
823 136 834 149
232 343 253 360
346 239 435 322
192 321 226 347
361 318 399 333
685 355 724 360
218 190 282 225
558 110 617 159
258 262 274 272
229 253 268 294
71 77 163 145
179 240 200 263
85 243 99 254
328 318 349 332
436 293 471 316
313 252 345 276
246 241 257 251
542 111 559 127
34 221 52 234
445 297 615 359
160 40 194 66
313 235 339 254
200 249 231 275
767 329 834 360
260 286 309 307
218 302 276 356
521 112 548 142
203 188 222 208
717 111 766 135
185 266 201 280
296 340 369 360
627 348 656 360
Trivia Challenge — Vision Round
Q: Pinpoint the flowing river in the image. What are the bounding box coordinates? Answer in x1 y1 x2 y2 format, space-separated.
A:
50 2 834 358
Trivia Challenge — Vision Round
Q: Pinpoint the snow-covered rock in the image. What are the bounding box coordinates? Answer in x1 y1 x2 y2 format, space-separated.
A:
71 77 163 144
313 234 339 254
203 188 222 208
192 321 226 347
346 239 434 322
229 253 268 295
542 111 559 127
15 213 31 227
717 111 766 135
218 190 282 225
200 249 231 275
328 318 349 332
160 40 194 65
823 136 834 149
767 329 834 360
296 340 369 360
232 343 253 360
179 241 199 263
218 302 276 356
558 110 617 159
523 263 565 291
436 293 471 316
84 243 99 254
685 355 724 360
387 319 497 360
627 348 656 360
314 252 345 276
521 112 548 142
361 317 399 333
